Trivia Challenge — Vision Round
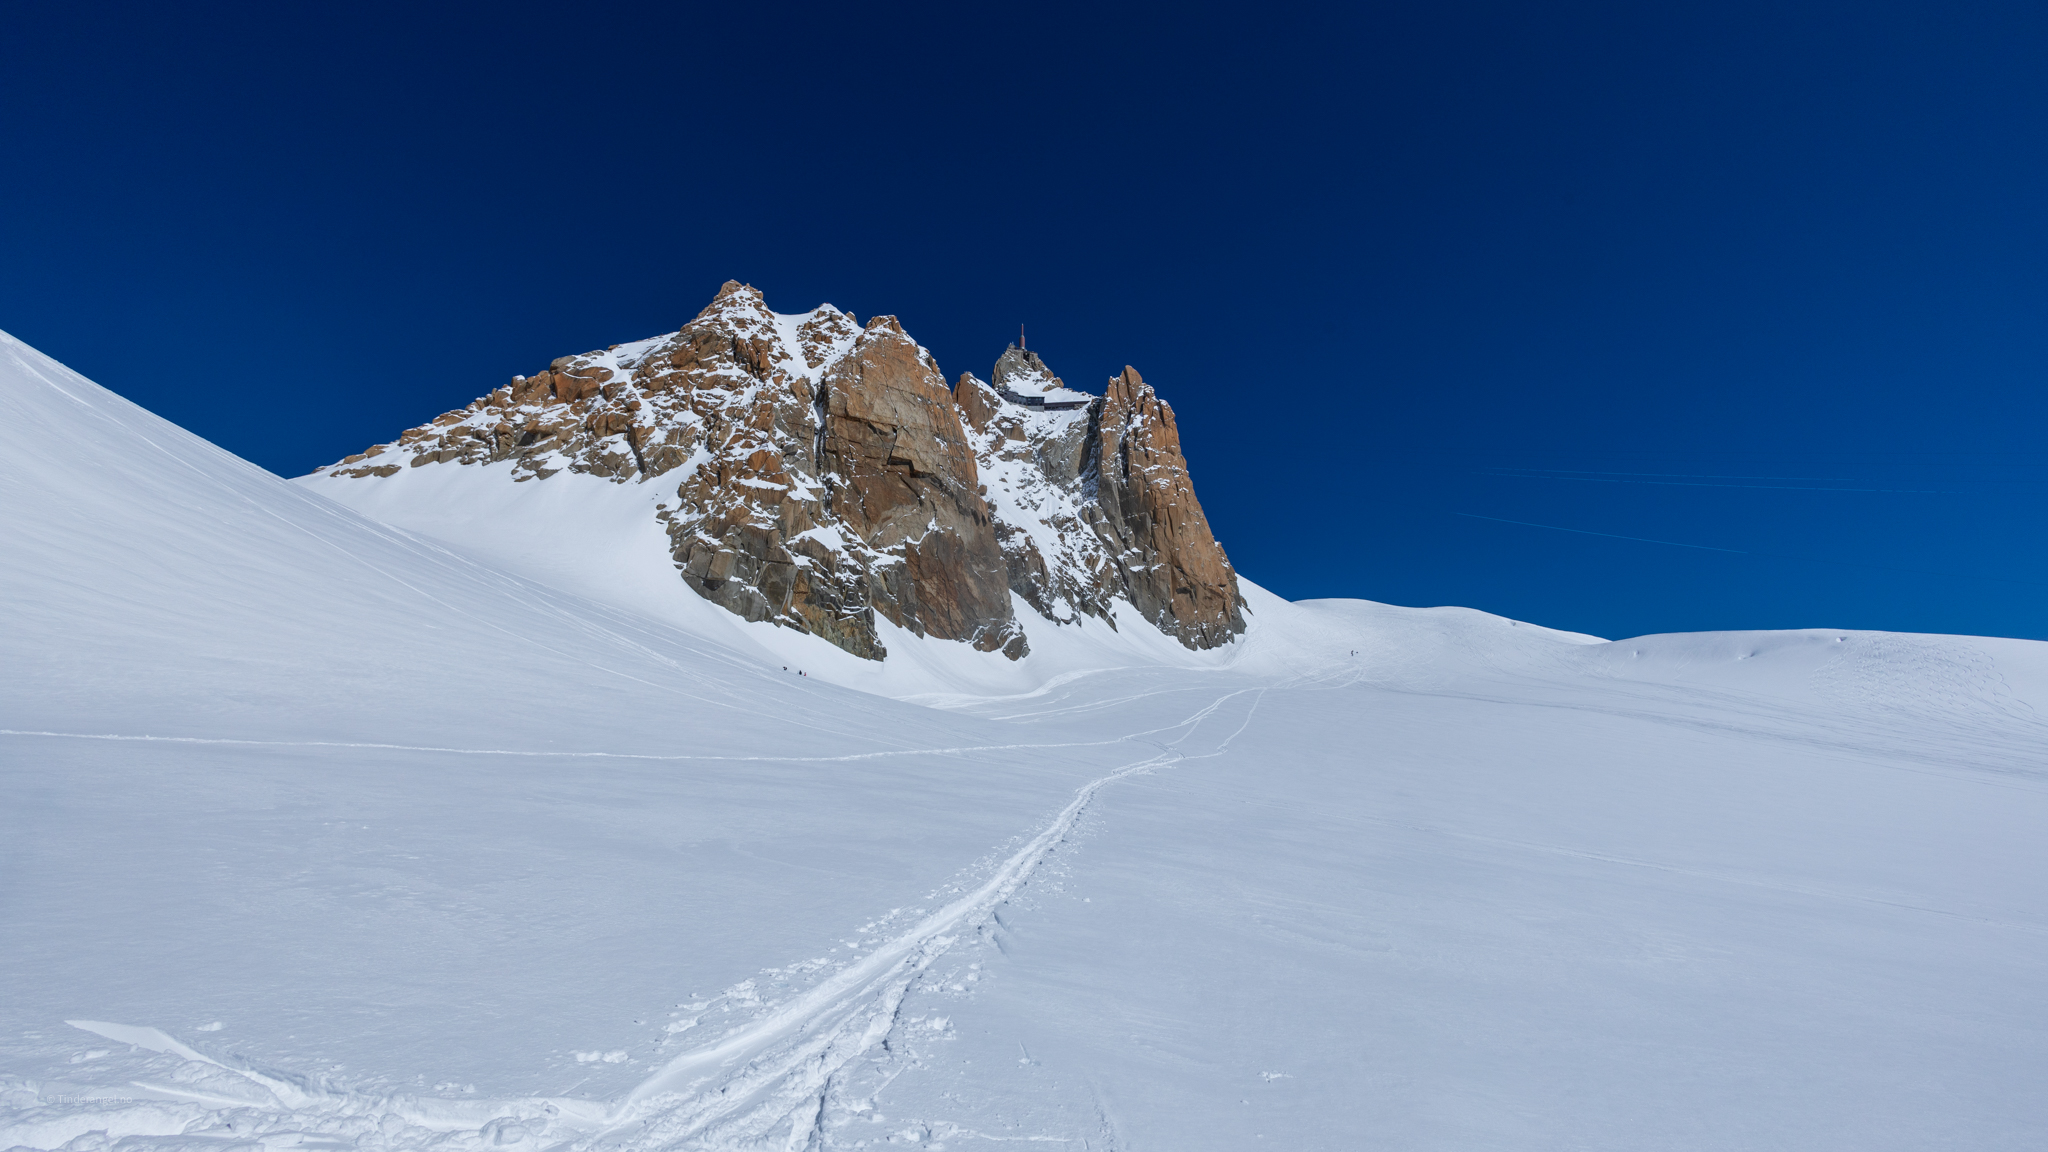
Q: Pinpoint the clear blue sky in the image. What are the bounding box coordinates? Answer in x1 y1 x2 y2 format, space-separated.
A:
6 1 2045 641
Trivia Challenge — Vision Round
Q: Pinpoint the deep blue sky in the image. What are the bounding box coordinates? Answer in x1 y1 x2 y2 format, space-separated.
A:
7 1 2046 641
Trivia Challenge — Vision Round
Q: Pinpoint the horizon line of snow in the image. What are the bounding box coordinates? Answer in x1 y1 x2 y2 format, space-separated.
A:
0 729 1136 763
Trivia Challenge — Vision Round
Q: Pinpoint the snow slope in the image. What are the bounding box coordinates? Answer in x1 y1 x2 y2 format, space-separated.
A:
4 328 2047 1150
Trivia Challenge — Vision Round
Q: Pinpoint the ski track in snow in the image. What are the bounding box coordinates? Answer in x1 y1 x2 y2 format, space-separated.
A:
5 681 1283 1152
601 687 1269 1150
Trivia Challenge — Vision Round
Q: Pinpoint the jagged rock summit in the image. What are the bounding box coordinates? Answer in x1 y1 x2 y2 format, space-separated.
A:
314 282 1247 660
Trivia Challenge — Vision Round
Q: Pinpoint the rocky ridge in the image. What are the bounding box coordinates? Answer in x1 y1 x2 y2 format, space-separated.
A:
320 282 1246 660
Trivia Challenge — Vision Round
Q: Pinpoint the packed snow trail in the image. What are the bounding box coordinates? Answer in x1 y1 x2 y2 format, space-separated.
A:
593 737 1179 1139
598 687 1268 1149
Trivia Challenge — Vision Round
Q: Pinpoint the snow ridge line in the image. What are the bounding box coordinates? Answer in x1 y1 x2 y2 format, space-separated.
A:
13 325 869 741
0 729 1134 763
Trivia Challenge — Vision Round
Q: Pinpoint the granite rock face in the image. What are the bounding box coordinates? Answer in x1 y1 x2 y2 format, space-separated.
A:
320 285 1242 659
959 354 1246 650
817 317 1020 656
1090 367 1248 648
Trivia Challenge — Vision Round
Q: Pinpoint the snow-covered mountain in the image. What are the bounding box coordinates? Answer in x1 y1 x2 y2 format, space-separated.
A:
302 283 1243 666
6 323 2048 1152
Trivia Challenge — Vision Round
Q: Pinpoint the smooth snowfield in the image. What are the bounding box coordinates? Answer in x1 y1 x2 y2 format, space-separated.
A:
4 329 2046 1151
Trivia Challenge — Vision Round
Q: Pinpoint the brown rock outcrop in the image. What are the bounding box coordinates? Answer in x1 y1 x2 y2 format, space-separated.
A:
1088 367 1247 648
819 318 1021 655
955 370 1003 434
315 283 1242 660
